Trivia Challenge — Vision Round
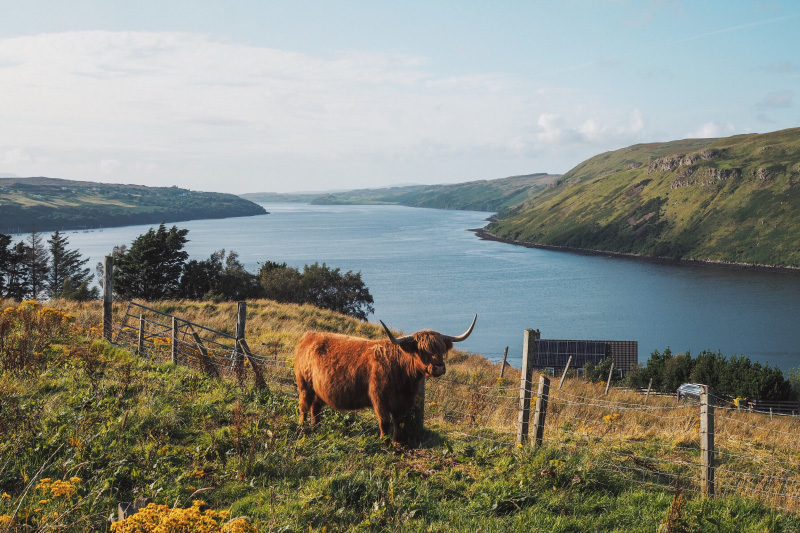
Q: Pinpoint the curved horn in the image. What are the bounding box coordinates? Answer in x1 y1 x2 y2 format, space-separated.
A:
380 320 413 344
442 314 477 343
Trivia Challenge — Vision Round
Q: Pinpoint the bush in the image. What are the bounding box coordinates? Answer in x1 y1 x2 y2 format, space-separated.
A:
625 348 796 401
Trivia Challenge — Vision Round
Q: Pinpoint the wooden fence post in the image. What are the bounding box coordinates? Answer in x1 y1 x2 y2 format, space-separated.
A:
532 374 550 448
171 317 178 364
412 378 425 438
516 329 540 446
102 255 113 341
645 378 653 403
237 338 265 389
234 302 246 377
137 314 145 356
700 385 715 498
499 347 509 378
558 355 572 390
604 361 615 395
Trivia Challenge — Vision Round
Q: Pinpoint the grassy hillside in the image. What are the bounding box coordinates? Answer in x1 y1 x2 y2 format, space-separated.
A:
486 128 800 268
3 298 800 531
241 173 560 212
0 177 267 233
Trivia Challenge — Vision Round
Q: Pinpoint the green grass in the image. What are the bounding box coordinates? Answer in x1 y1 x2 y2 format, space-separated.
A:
3 300 800 531
5 348 798 532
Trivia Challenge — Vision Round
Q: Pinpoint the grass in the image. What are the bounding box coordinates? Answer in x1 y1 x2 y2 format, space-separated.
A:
2 298 800 531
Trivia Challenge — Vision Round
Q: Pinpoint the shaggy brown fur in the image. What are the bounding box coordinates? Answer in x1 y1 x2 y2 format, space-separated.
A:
294 330 453 442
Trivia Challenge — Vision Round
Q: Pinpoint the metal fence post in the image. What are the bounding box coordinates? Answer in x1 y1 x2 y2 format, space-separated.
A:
516 329 539 446
171 317 178 364
700 385 715 498
137 314 145 356
499 347 509 378
102 255 113 341
532 374 550 448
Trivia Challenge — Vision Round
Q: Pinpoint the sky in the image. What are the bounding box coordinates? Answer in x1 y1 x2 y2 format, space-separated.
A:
0 1 798 194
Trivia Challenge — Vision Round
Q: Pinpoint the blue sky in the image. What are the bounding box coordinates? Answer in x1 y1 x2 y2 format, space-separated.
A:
0 1 798 193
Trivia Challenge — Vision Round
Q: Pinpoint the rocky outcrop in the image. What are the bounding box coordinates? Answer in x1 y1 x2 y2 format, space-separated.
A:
648 148 724 174
670 167 740 189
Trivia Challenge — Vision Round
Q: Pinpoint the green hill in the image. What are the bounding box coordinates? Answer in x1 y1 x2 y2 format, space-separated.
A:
485 128 800 268
242 173 561 212
0 177 267 233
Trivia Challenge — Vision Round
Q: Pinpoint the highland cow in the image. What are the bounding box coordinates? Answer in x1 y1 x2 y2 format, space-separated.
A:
294 315 477 442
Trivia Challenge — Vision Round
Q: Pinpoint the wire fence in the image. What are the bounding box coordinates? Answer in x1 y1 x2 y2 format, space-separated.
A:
426 373 800 514
110 301 800 515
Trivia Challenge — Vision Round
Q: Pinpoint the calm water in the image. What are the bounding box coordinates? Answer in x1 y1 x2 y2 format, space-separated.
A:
26 203 800 372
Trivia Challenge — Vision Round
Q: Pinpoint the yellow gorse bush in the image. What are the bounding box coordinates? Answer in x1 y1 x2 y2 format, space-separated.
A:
110 500 255 533
0 300 78 371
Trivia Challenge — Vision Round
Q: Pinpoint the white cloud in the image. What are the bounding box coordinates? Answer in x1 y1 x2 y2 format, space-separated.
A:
0 30 676 190
685 122 737 139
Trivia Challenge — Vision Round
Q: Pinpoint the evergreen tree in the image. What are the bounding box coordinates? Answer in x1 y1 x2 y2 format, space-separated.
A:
25 226 50 299
0 233 10 296
113 223 189 300
4 242 30 300
46 230 96 299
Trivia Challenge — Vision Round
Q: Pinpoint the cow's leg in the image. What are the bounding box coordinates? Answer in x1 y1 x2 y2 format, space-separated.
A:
310 397 325 425
391 414 402 443
371 403 392 440
297 383 315 425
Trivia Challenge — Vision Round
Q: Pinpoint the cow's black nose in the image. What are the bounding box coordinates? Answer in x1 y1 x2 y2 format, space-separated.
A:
432 364 446 377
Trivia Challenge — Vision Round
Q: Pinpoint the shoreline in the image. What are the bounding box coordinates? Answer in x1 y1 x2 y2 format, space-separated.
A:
470 226 800 274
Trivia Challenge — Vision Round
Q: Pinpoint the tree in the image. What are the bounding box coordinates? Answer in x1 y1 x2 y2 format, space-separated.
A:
0 233 10 296
301 262 374 321
46 230 97 299
258 261 304 304
4 242 30 300
25 226 50 299
180 250 224 300
113 223 189 300
180 250 262 301
210 250 261 301
257 261 374 320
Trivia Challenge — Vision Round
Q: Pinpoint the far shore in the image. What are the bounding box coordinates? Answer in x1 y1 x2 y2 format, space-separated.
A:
471 226 800 274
